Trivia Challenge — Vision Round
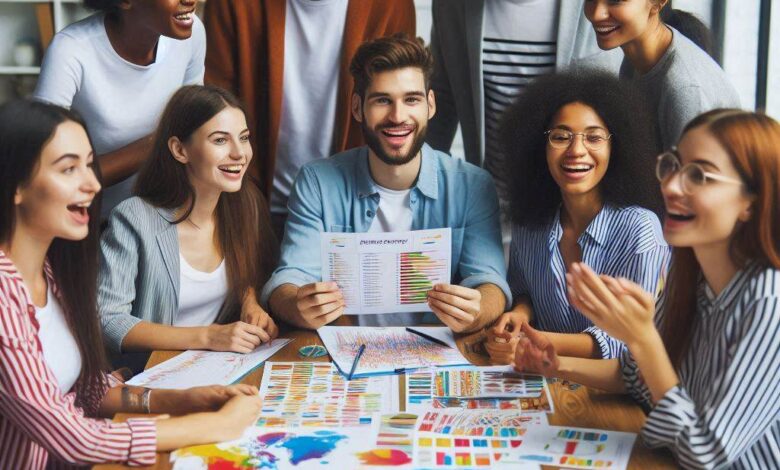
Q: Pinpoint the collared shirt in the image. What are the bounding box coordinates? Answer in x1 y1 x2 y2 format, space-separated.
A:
260 144 511 325
0 250 156 469
508 205 670 358
622 262 780 469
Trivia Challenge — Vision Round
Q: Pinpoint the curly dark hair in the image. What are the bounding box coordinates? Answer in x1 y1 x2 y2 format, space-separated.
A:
499 71 662 227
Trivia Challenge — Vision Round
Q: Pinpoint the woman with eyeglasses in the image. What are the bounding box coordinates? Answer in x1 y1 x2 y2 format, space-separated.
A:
516 109 780 469
484 72 671 365
583 0 739 149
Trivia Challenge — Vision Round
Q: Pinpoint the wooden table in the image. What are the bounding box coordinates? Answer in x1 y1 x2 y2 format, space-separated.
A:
96 329 677 470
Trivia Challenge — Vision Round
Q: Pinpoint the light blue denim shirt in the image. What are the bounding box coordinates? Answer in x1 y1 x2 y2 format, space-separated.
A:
260 144 511 325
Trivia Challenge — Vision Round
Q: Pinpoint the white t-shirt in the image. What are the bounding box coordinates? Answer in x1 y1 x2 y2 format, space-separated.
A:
34 12 206 218
270 0 349 214
35 286 82 393
174 254 228 327
482 0 559 197
367 185 414 233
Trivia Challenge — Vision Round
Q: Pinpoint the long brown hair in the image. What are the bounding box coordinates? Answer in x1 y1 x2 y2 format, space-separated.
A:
0 100 108 410
135 85 278 322
660 109 780 368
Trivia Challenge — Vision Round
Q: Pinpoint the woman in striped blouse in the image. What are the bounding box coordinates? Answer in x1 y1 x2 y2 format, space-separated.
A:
485 72 670 363
518 109 780 469
0 100 261 469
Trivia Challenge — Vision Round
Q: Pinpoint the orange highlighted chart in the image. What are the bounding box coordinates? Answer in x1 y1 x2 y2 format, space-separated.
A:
321 228 451 314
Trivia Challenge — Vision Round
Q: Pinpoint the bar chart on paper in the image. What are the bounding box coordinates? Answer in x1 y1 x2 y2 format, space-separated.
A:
399 251 449 305
321 228 451 314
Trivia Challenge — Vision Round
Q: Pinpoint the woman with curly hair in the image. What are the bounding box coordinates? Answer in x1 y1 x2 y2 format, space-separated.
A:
485 72 670 364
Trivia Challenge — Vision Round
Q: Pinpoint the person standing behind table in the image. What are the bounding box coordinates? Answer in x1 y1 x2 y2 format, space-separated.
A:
99 86 279 370
204 0 415 238
584 0 740 148
261 35 511 333
515 109 780 469
34 0 206 218
425 0 622 198
0 99 261 470
484 72 670 365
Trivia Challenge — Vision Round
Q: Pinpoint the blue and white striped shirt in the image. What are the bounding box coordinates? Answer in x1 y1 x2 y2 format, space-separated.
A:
508 204 670 358
622 262 780 469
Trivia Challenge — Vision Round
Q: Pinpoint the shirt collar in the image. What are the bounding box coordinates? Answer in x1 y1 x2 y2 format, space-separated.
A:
701 260 762 312
548 204 613 248
356 143 439 200
580 204 614 247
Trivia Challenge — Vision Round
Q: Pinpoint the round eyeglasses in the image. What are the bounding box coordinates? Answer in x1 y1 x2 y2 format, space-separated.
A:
545 128 613 151
655 150 743 195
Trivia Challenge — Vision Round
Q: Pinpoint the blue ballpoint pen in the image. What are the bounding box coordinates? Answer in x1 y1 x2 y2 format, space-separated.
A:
348 344 366 380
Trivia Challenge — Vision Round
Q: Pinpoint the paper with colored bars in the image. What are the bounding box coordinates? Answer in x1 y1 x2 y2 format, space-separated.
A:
321 228 451 314
413 409 546 469
405 367 554 414
125 339 291 389
518 426 636 470
318 326 470 378
256 362 399 428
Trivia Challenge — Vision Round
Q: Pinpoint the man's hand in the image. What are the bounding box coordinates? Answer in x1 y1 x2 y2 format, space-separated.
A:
295 282 345 329
427 284 481 333
514 323 560 377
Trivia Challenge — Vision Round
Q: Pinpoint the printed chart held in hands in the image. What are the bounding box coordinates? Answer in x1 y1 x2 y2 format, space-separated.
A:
321 228 451 314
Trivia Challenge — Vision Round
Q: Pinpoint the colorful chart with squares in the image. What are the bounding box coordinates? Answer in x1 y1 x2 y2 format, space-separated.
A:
257 362 398 427
405 368 554 414
519 426 636 470
415 409 546 438
414 435 519 468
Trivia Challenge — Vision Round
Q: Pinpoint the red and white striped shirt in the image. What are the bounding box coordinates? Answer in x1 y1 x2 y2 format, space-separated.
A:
0 250 157 469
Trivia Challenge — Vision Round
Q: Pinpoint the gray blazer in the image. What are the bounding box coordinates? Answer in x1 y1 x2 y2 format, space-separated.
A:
99 197 198 353
426 0 623 166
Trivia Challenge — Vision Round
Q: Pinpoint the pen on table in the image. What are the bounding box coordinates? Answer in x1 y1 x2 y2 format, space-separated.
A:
405 327 452 348
348 344 366 380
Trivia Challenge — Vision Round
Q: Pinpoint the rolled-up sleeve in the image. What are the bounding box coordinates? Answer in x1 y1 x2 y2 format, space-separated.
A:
260 166 324 308
0 311 157 466
457 173 512 309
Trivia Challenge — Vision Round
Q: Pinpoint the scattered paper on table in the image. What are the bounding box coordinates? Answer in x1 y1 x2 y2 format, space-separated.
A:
257 362 398 427
171 425 377 470
415 408 547 437
321 228 451 314
406 326 457 348
126 339 291 389
405 367 554 414
318 327 469 378
412 409 544 469
518 426 636 470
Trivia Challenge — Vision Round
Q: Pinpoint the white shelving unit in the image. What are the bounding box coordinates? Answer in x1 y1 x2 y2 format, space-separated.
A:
0 0 91 101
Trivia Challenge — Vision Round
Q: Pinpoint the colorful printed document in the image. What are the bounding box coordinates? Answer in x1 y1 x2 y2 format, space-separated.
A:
171 425 377 470
405 367 554 414
321 228 451 314
415 408 546 437
518 426 636 470
318 327 470 378
257 362 399 427
412 409 545 469
126 339 291 389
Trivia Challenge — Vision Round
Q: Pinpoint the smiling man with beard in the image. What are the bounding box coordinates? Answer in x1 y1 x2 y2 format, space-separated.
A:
260 34 511 333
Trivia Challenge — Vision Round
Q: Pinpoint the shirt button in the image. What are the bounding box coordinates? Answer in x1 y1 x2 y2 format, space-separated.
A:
366 210 374 217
